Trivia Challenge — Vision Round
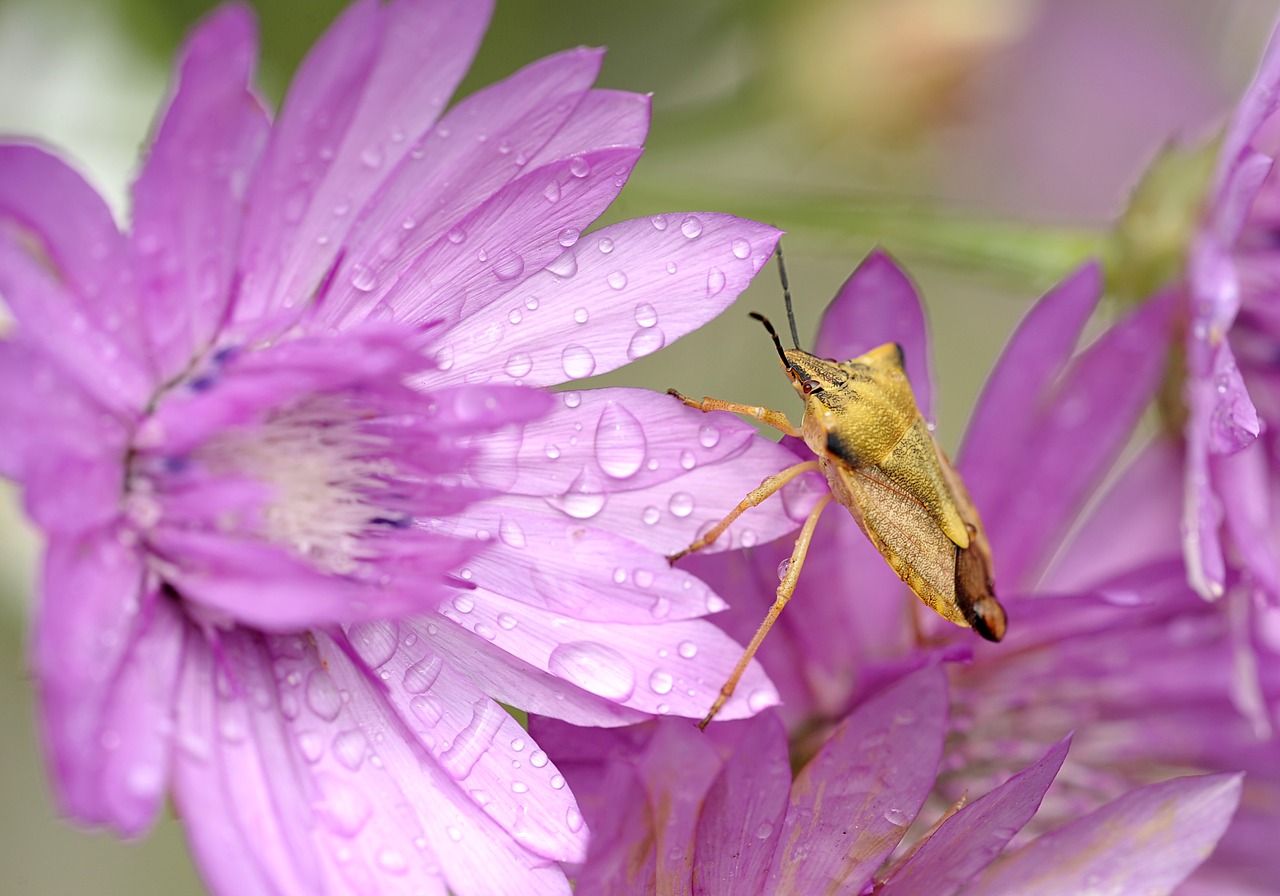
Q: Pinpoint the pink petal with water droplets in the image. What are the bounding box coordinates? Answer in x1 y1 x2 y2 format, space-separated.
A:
693 713 791 895
878 736 1070 896
33 526 151 830
423 587 779 723
372 146 643 337
175 628 575 896
962 773 1242 896
525 88 650 165
129 4 269 381
0 209 150 414
765 664 949 895
234 0 492 332
815 249 936 422
348 626 586 863
460 387 756 496
437 215 782 387
316 47 616 328
433 505 723 622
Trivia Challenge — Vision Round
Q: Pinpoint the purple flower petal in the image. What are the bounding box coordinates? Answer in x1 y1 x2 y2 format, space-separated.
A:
976 288 1174 588
1216 440 1280 600
764 664 949 894
367 146 645 335
525 87 650 164
129 4 269 381
814 249 936 422
174 628 578 896
33 526 152 830
959 262 1101 504
878 736 1070 896
692 713 791 895
434 215 782 387
422 588 779 723
234 0 492 332
962 773 1242 896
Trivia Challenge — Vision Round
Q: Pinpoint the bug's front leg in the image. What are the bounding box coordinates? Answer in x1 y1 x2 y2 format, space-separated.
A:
667 459 822 563
667 388 802 438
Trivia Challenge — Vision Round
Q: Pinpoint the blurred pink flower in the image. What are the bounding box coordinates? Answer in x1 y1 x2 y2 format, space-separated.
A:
0 1 801 892
532 665 1241 895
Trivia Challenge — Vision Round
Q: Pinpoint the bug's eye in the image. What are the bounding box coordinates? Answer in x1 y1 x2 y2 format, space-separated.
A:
801 379 823 395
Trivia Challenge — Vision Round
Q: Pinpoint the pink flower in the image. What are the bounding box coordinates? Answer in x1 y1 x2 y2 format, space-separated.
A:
532 665 1242 895
0 1 799 892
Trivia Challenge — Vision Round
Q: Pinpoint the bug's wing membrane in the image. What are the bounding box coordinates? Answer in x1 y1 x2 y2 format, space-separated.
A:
935 447 1008 642
832 462 969 629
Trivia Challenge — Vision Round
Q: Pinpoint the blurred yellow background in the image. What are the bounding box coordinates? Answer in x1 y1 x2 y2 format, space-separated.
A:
1 0 1275 891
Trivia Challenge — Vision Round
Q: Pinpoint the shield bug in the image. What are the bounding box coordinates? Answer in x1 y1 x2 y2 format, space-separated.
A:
669 247 1006 727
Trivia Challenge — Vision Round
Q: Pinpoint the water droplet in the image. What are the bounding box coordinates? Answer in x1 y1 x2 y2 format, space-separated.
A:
650 215 668 230
883 807 910 826
651 595 671 618
569 156 591 178
505 353 533 378
561 345 596 379
573 307 589 324
547 248 578 278
507 309 523 325
668 492 694 518
446 226 467 244
648 670 674 694
747 689 774 712
558 227 580 247
543 181 561 202
349 264 377 292
666 261 678 274
777 558 791 581
494 250 524 281
403 655 443 694
434 344 454 371
544 443 562 460
377 848 409 875
360 145 383 169
297 730 325 763
731 238 751 259
306 670 343 721
511 780 529 793
547 641 637 700
698 425 721 448
677 640 698 659
447 825 463 842
642 506 660 525
332 728 368 770
566 807 585 833
598 237 615 254
678 449 697 471
607 271 627 290
316 773 373 836
680 216 704 238
551 774 565 790
563 391 582 408
474 623 497 641
755 820 775 839
530 750 549 768
627 327 665 360
410 695 444 726
452 595 475 614
441 700 505 778
349 620 399 668
706 267 726 295
545 468 608 520
634 303 658 327
525 295 540 310
595 404 647 479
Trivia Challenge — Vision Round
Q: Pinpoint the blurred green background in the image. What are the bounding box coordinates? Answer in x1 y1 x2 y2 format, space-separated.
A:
0 0 1275 891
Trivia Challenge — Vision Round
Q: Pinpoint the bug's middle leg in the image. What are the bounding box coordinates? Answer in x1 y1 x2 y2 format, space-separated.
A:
698 492 833 729
667 459 822 563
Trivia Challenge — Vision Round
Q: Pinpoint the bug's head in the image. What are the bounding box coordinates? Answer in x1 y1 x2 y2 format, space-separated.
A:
748 312 848 404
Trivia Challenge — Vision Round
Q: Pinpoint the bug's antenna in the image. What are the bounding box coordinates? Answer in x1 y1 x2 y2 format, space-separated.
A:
749 312 791 370
775 244 801 350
